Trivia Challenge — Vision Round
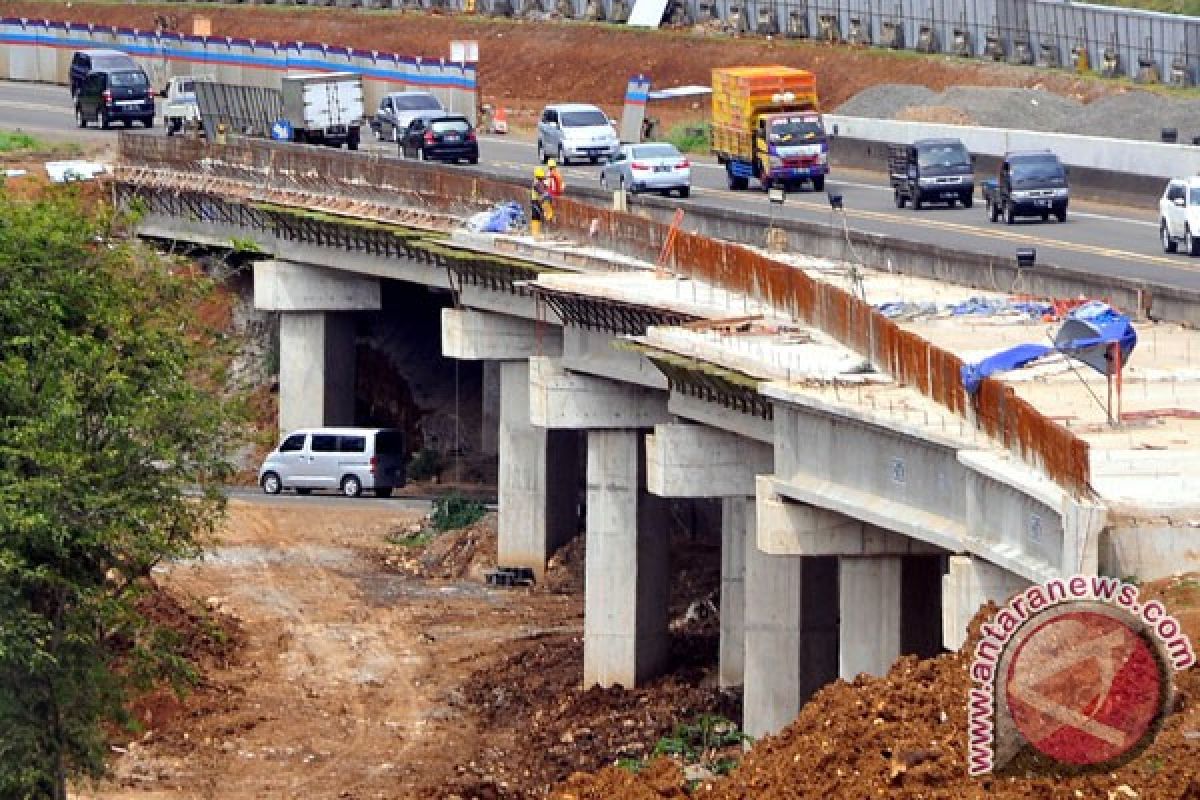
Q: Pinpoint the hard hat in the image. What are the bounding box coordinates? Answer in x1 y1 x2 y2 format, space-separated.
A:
547 158 557 168
534 167 546 177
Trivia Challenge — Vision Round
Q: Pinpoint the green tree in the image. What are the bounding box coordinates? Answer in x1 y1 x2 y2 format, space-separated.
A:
0 188 239 798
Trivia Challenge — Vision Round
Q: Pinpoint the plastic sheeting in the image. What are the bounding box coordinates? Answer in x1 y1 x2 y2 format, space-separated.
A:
465 201 526 233
960 302 1137 394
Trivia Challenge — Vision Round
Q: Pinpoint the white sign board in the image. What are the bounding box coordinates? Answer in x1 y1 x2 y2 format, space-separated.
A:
451 40 479 63
626 0 669 27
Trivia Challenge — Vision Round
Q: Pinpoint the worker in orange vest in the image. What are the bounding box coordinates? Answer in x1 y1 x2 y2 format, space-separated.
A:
546 158 566 198
530 166 552 237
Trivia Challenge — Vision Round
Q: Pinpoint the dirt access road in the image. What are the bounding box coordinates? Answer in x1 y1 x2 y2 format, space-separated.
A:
78 498 732 800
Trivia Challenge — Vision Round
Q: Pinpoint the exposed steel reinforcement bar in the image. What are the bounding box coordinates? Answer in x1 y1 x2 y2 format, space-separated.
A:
117 134 1091 496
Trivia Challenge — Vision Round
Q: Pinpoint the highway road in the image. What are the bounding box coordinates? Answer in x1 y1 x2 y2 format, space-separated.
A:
6 79 1196 293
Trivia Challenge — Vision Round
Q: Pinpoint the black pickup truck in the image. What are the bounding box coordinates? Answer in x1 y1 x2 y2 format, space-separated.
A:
887 138 975 210
981 150 1070 224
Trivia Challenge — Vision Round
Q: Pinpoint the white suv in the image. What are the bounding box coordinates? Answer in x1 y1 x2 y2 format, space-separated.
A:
537 103 620 165
1159 176 1200 256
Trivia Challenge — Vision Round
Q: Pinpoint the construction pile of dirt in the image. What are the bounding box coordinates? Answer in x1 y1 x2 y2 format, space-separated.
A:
451 631 741 799
554 575 1200 799
379 512 499 581
542 533 586 594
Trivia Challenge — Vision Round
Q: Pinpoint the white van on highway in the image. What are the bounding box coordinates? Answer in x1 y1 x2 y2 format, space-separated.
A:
258 427 406 498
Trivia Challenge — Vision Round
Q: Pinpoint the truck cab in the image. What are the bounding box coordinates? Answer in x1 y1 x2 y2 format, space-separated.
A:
161 75 201 136
751 110 828 191
983 150 1069 224
888 138 974 210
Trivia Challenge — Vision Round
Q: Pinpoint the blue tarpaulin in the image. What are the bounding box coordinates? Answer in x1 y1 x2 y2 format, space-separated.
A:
960 302 1138 394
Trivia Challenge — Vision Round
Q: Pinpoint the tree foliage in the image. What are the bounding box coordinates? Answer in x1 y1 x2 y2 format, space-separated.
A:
0 188 239 799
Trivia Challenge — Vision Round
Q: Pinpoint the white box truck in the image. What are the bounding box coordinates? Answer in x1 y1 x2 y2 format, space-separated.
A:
281 72 365 150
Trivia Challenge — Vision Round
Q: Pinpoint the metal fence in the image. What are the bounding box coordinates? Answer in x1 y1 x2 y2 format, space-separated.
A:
116 133 1092 496
133 0 1200 85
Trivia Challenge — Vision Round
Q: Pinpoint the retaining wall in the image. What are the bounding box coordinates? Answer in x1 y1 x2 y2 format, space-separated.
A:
0 16 478 120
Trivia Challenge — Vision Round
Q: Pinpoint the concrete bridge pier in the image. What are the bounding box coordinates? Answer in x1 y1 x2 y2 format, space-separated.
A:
645 422 774 689
254 260 381 434
529 357 676 688
942 555 1031 651
441 309 575 579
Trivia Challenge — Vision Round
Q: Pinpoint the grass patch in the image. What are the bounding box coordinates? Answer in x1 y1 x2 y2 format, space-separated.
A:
430 493 486 533
663 120 712 155
0 131 41 153
386 528 435 548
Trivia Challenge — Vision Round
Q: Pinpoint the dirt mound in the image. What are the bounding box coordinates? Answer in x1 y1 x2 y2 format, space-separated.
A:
543 533 586 594
454 631 740 798
555 576 1200 799
379 512 498 580
894 104 976 125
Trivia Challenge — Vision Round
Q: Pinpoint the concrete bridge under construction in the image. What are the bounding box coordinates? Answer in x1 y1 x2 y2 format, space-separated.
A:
114 134 1200 738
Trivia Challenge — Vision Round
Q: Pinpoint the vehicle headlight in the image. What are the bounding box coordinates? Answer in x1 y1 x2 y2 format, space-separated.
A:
1055 188 1069 198
1012 190 1031 200
918 176 938 185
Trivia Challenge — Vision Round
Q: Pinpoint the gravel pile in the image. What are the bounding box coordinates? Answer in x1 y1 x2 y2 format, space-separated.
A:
836 83 1200 143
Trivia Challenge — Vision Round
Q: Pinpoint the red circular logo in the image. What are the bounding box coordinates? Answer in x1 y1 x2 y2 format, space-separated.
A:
1003 610 1165 766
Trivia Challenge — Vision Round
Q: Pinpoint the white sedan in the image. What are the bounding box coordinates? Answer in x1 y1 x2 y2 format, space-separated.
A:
599 142 691 198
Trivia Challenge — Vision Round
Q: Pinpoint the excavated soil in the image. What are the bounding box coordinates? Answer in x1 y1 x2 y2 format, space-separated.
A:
10 1 1122 133
555 577 1200 799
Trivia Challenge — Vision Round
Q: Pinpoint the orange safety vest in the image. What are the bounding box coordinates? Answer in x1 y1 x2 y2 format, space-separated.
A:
547 168 565 197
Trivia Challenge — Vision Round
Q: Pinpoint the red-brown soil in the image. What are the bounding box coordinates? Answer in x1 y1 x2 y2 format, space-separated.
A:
9 1 1119 132
556 576 1200 799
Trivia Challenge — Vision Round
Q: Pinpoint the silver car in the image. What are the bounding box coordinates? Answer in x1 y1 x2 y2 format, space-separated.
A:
537 103 620 165
599 142 692 198
371 91 444 142
258 427 407 498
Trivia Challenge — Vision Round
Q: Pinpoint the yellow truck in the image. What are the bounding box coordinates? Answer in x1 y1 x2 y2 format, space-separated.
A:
711 66 828 192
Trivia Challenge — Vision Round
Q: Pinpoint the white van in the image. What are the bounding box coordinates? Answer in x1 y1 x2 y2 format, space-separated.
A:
258 427 406 498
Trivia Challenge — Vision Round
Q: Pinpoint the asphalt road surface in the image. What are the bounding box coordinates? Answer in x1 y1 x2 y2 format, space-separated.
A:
6 79 1194 293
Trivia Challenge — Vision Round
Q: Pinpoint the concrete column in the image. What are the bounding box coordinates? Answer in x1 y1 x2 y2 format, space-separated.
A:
584 429 670 688
481 361 500 458
838 556 903 680
497 360 579 578
942 555 1031 652
278 311 356 434
719 497 748 688
743 499 839 738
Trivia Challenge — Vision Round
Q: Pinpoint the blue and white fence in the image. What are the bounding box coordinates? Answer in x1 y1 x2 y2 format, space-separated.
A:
0 17 478 120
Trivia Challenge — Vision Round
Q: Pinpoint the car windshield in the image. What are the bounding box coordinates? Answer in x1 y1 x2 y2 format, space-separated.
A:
432 118 470 133
561 110 609 127
917 143 970 168
632 144 681 159
94 55 132 69
1010 155 1065 183
394 94 441 111
110 71 148 88
178 79 195 94
767 115 824 142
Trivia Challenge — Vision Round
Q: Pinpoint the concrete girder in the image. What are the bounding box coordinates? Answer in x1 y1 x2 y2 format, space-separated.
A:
441 307 562 361
254 259 381 312
645 423 773 498
528 357 670 430
757 477 946 557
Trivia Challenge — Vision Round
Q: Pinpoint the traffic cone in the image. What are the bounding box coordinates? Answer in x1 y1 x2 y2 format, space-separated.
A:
492 106 508 134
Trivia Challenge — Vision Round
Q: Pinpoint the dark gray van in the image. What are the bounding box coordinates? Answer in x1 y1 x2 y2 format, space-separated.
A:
69 48 138 96
888 138 975 210
258 427 406 498
75 68 155 129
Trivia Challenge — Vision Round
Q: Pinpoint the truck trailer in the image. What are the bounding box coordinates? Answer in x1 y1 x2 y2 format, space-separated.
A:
711 66 828 192
193 72 365 149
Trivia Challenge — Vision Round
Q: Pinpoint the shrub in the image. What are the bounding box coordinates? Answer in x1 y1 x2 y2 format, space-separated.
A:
430 493 485 532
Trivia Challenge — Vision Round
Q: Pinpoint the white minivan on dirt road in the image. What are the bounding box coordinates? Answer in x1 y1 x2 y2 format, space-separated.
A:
258 427 406 498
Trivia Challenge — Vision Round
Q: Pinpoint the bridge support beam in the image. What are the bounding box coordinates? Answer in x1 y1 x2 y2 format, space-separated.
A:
719 497 749 689
942 555 1031 652
254 260 381 434
743 522 839 739
838 556 902 680
584 429 671 688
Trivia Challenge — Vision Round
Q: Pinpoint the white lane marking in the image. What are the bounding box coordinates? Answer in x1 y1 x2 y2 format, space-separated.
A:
0 99 73 115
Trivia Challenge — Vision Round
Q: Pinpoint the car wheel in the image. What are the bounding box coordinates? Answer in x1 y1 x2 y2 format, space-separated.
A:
537 140 546 164
468 156 478 165
260 472 282 495
375 487 394 498
679 186 690 199
1055 208 1068 223
988 199 999 222
558 144 567 167
912 195 923 211
341 475 363 498
893 189 906 209
1162 220 1178 253
123 119 133 128
962 194 973 209
100 110 111 130
620 175 632 195
76 107 87 128
1005 202 1016 225
600 172 609 190
1186 227 1200 256
812 175 825 191
1041 211 1050 222
143 116 154 129
295 488 312 496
